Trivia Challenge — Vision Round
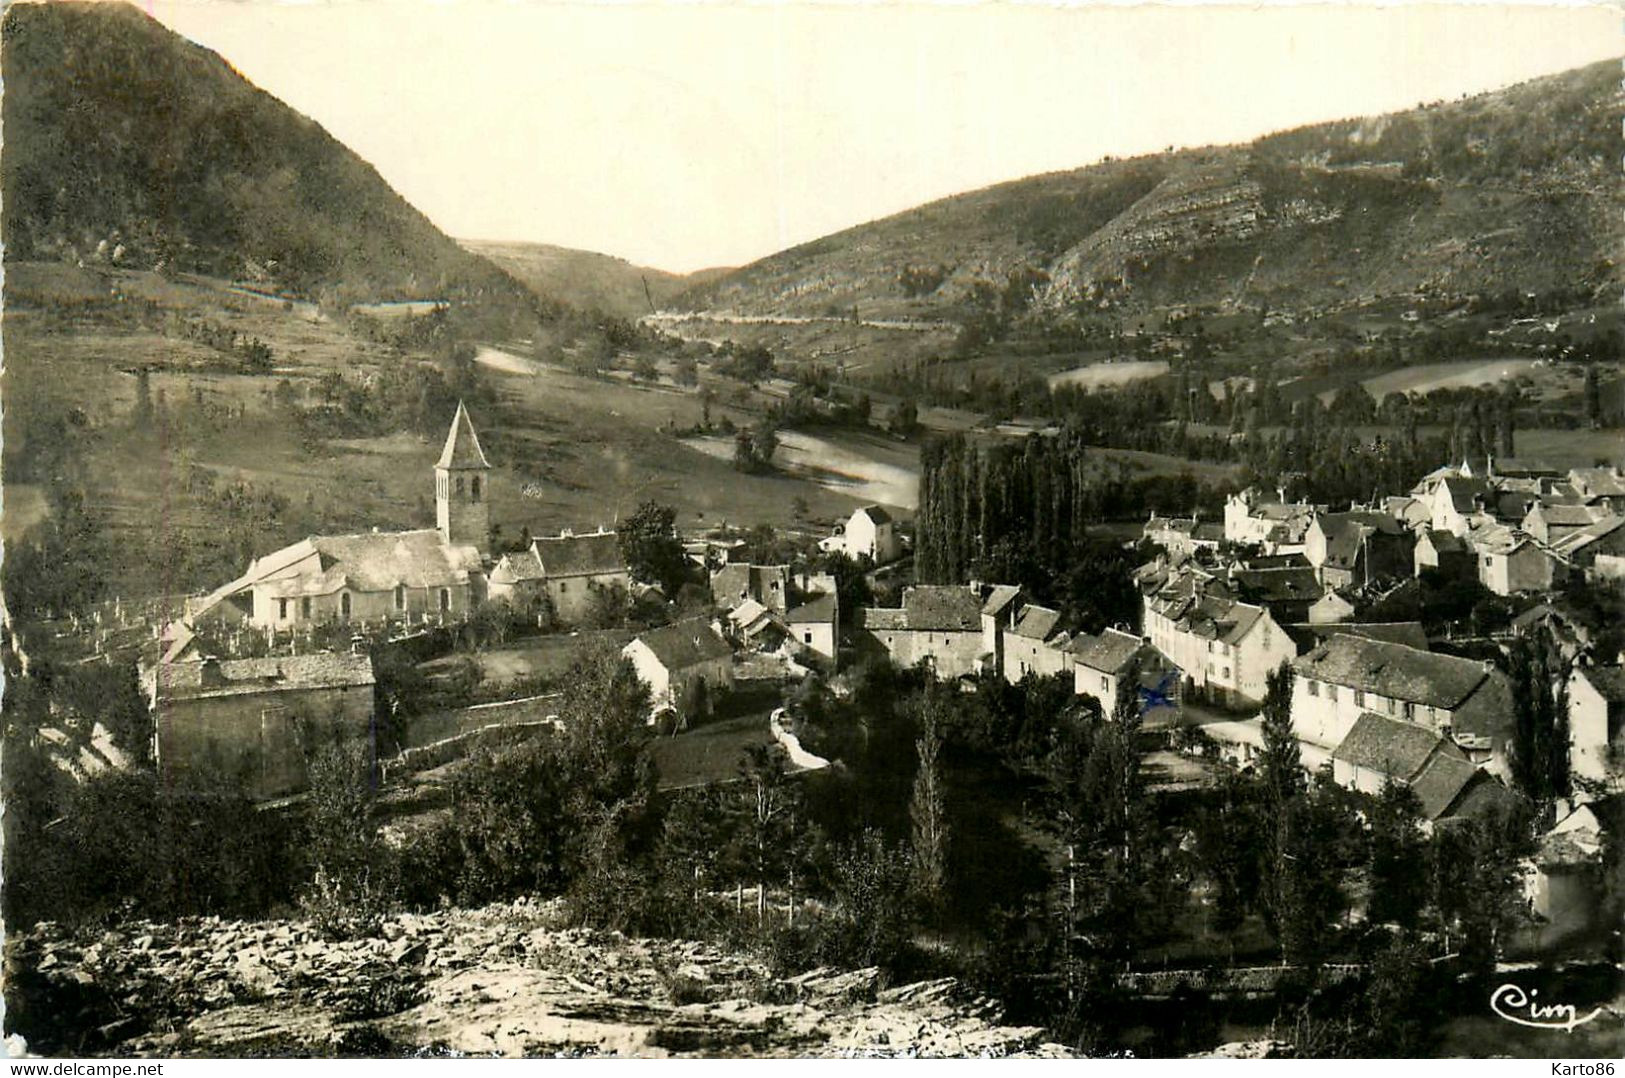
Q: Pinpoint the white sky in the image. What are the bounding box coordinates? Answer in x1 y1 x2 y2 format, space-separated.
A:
145 1 1621 273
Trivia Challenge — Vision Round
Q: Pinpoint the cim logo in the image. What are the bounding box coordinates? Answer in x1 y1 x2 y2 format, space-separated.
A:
1490 983 1605 1033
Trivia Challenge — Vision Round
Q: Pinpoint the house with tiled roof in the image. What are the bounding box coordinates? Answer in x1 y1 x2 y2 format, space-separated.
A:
1425 474 1495 537
1143 571 1294 705
1305 510 1414 589
1549 515 1625 581
1143 514 1223 556
623 617 734 715
1223 489 1319 552
785 593 839 660
819 504 901 564
1067 627 1175 720
1330 711 1466 797
1567 466 1625 505
1002 604 1072 683
708 563 791 613
143 652 376 800
1414 527 1473 581
1291 634 1515 772
1227 563 1326 624
856 585 986 678
1567 664 1625 786
979 584 1025 674
189 406 491 631
1521 502 1611 545
1465 522 1559 596
489 528 631 625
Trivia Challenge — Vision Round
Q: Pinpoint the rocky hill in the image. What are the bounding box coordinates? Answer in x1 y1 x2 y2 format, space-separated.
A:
459 240 728 321
674 60 1621 328
0 2 541 326
6 901 1070 1058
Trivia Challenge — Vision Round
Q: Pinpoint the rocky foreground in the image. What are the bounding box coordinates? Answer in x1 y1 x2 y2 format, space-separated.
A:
6 900 1072 1058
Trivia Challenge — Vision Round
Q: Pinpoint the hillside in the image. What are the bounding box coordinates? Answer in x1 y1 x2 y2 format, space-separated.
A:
675 61 1621 329
459 240 728 321
0 1 542 327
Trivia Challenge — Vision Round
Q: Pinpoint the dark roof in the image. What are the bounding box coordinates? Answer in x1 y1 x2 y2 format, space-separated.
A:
533 531 627 578
1491 457 1561 478
710 563 789 603
1419 528 1468 555
856 505 893 526
857 607 908 631
1010 604 1063 641
1240 553 1313 571
1408 753 1483 820
1067 628 1145 673
1575 665 1625 704
1438 477 1494 513
1446 669 1515 746
901 586 982 632
631 618 732 670
1531 504 1603 527
155 652 375 701
1570 467 1625 498
1332 712 1457 779
980 584 1022 617
1293 635 1490 710
1314 512 1410 570
1230 566 1323 604
436 401 489 469
786 594 838 624
1285 621 1431 654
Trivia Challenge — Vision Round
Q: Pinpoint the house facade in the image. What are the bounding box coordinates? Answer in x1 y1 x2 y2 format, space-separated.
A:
786 594 839 660
1144 573 1294 705
822 505 901 563
489 528 631 624
1468 525 1557 596
1068 627 1173 720
623 618 735 714
856 585 985 678
1567 665 1625 786
1291 634 1514 772
709 563 791 613
144 652 376 800
1002 604 1069 683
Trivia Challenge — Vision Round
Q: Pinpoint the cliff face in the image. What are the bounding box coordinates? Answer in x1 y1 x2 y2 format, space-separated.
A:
6 901 1071 1058
674 60 1621 327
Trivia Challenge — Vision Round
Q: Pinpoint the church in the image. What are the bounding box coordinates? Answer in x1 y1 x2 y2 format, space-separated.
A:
188 403 494 630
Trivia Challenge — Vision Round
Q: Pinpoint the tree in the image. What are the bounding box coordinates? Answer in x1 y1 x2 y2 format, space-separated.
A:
1258 661 1303 808
734 744 799 926
1507 635 1571 805
1368 780 1428 929
889 399 920 437
616 500 689 596
1584 365 1602 428
909 685 950 914
300 738 395 939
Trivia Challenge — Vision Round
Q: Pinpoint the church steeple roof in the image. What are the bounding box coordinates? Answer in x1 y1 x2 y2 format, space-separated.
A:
436 401 489 469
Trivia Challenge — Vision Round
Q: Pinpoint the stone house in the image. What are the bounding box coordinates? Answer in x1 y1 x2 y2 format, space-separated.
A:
1002 604 1069 683
1567 664 1625 787
1067 627 1175 721
489 528 632 625
1143 574 1294 706
1330 711 1467 797
1304 511 1413 589
855 585 985 679
786 594 839 661
623 618 735 715
1466 524 1558 596
1522 502 1610 545
1223 489 1318 551
1413 527 1474 580
709 563 791 613
1291 634 1515 773
820 505 901 564
143 652 376 800
979 584 1024 675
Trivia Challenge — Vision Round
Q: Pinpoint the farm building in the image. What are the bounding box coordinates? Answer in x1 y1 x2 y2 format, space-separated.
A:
623 618 735 716
488 528 631 625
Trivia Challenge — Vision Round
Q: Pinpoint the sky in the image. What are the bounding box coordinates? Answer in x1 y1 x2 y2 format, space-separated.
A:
146 1 1621 274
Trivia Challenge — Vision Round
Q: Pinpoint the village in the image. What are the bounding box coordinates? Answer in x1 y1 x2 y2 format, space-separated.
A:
18 400 1615 957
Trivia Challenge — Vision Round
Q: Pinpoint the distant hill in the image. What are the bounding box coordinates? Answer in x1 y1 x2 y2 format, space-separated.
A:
1 1 543 328
459 239 729 321
675 61 1621 329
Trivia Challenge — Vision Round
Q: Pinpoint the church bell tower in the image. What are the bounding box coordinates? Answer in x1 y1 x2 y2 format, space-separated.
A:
435 401 490 555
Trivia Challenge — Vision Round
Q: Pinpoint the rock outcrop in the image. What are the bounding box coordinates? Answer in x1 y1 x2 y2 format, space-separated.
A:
5 901 1071 1058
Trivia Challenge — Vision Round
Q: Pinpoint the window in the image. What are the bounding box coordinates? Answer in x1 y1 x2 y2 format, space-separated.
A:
471 476 482 503
803 632 813 644
560 581 569 593
301 597 311 619
1101 675 1109 691
1222 666 1231 679
1308 680 1320 697
439 588 450 613
1327 685 1338 702
1353 690 1366 708
278 598 288 620
1403 701 1415 721
340 592 351 620
395 585 406 611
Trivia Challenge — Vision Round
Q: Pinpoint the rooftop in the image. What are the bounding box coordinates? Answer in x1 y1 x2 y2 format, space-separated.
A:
1293 634 1492 710
154 652 376 701
900 586 983 632
1067 627 1145 673
630 617 733 670
1331 711 1461 780
436 401 490 470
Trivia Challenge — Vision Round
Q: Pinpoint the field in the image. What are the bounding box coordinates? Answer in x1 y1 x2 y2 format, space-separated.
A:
1047 359 1170 391
1358 358 1560 398
420 630 635 684
648 710 776 790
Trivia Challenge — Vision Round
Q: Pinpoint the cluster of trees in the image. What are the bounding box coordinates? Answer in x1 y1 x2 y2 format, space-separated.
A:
287 341 497 443
914 432 1187 630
